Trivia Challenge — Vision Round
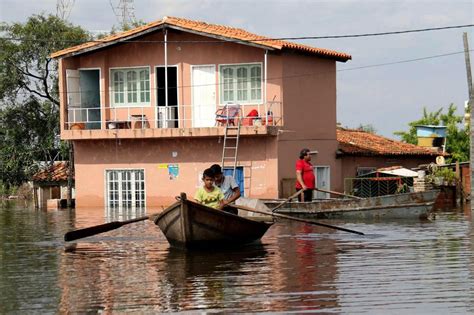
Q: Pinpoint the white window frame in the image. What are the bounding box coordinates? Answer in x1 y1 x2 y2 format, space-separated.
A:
218 62 262 105
109 66 151 107
105 169 146 214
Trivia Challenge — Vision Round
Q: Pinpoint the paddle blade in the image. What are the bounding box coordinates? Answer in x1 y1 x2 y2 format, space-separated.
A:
64 222 123 242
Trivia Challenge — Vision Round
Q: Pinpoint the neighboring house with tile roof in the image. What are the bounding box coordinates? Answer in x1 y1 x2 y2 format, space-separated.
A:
335 128 442 192
52 16 351 210
32 162 75 209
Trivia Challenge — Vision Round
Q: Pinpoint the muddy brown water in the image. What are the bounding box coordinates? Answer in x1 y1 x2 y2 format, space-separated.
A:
1 202 473 313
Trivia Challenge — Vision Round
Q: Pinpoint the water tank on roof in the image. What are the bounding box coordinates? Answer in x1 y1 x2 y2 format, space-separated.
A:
415 125 446 150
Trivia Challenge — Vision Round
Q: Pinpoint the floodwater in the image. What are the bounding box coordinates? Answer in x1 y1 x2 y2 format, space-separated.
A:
1 202 473 314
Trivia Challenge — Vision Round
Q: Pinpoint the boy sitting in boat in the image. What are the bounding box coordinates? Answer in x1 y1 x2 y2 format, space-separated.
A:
194 168 225 209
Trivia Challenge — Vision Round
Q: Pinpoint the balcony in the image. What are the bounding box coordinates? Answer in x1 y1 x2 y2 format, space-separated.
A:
62 102 283 140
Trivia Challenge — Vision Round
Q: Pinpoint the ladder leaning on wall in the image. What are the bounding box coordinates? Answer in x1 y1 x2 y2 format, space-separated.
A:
220 113 241 178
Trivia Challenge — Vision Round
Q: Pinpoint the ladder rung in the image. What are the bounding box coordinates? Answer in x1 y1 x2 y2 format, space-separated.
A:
222 123 240 175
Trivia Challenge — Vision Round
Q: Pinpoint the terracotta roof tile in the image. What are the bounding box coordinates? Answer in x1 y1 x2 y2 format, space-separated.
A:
51 16 351 61
32 161 71 182
337 128 443 156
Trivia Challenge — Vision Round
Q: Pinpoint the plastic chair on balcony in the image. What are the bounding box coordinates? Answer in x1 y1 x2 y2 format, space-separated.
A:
215 103 241 126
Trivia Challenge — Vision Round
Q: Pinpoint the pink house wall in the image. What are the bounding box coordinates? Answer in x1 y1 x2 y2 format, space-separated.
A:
276 52 340 192
74 136 278 208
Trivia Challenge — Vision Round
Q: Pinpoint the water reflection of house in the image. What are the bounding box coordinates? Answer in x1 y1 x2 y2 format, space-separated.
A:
336 128 442 194
32 161 75 209
266 223 340 311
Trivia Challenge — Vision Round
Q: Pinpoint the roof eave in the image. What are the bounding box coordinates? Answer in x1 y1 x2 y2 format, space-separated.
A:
51 24 165 59
281 47 351 62
167 25 278 51
337 151 439 157
52 23 278 59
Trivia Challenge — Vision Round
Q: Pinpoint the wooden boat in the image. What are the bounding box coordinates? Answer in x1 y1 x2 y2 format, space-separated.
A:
154 193 274 249
263 190 440 220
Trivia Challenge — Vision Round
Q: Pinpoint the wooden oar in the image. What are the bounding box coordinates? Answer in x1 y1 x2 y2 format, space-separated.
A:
271 190 304 212
233 203 365 235
314 187 362 200
64 215 152 242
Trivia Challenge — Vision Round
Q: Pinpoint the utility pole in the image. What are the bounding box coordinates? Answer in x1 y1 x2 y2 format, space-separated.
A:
463 32 474 207
110 0 136 30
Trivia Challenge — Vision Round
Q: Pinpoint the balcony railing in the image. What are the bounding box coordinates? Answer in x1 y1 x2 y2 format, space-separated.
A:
66 102 283 131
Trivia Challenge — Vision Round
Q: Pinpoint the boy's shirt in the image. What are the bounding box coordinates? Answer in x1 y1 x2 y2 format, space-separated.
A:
194 186 224 209
215 175 239 200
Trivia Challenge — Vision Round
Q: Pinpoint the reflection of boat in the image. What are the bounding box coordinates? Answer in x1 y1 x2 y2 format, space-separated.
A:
154 193 273 249
263 190 440 220
164 244 268 277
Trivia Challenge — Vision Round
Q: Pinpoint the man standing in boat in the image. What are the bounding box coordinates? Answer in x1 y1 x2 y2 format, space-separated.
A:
295 148 316 202
210 164 241 207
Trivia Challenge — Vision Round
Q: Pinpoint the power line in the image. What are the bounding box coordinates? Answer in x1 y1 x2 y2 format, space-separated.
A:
289 24 474 40
1 24 473 44
10 49 472 96
338 50 469 72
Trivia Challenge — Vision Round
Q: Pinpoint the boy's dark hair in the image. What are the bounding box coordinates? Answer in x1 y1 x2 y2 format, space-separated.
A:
210 164 222 175
203 168 215 179
299 148 310 159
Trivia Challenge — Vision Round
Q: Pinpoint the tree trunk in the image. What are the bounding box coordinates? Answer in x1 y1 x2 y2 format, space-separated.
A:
67 141 74 208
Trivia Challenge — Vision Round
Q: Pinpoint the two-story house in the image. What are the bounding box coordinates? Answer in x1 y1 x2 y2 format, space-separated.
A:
52 16 351 211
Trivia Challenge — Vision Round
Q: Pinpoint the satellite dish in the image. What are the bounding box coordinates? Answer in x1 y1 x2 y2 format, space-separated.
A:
436 156 445 165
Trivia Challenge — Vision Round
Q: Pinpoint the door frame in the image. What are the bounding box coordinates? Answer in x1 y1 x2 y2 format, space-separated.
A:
104 168 147 215
155 65 180 127
191 64 217 127
313 165 330 199
78 67 102 126
78 67 102 106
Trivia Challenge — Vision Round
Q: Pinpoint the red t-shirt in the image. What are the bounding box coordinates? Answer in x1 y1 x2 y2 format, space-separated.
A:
295 159 315 189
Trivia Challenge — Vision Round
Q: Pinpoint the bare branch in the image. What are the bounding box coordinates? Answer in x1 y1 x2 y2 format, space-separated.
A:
42 58 60 106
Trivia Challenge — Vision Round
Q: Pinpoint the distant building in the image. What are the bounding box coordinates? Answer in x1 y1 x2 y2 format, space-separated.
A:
336 128 443 193
32 161 74 209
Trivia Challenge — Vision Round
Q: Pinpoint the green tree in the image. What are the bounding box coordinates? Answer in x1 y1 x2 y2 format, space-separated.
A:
0 14 90 187
394 104 469 162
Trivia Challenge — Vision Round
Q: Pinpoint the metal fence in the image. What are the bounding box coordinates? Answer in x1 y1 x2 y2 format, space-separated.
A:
344 177 413 198
66 101 283 130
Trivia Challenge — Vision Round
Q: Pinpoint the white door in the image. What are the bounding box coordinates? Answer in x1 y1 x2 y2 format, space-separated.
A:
192 65 216 127
66 69 81 122
314 166 330 199
105 170 146 220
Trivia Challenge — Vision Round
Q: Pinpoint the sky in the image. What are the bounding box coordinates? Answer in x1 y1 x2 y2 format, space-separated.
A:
1 0 473 138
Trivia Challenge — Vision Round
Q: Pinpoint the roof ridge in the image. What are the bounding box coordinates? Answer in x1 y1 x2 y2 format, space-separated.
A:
337 127 442 156
51 16 351 61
